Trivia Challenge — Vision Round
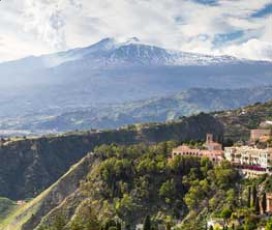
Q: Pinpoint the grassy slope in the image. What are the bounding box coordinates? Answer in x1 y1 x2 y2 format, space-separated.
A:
0 154 92 230
0 197 17 225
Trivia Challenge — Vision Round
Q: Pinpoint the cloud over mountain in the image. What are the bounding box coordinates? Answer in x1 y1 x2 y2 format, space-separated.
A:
0 0 271 62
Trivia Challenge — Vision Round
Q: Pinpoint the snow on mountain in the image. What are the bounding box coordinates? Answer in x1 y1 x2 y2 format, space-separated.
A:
38 37 250 68
1 37 267 70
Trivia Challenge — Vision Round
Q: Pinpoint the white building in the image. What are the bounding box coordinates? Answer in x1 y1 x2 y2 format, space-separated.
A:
224 146 272 169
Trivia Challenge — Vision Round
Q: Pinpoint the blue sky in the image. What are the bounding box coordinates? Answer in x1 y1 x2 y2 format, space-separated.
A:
0 0 271 62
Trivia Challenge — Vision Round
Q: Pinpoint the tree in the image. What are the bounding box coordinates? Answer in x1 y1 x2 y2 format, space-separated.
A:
143 215 152 230
247 186 251 208
70 203 100 230
51 213 66 230
266 219 272 230
221 207 232 219
159 179 176 203
255 196 260 214
252 186 257 208
262 193 267 214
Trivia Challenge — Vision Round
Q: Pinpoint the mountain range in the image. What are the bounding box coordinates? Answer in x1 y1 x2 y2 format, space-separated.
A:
0 38 271 135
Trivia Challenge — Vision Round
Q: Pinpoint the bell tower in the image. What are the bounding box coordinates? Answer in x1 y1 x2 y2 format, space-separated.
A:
206 133 213 144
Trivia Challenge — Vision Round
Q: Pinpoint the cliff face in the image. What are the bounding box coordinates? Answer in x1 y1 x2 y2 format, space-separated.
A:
0 113 224 200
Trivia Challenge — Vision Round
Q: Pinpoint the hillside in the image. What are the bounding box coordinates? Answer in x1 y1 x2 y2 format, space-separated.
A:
0 143 236 230
0 113 223 200
0 100 272 229
2 143 272 230
0 197 16 222
216 100 272 141
2 86 272 135
1 99 271 202
0 154 93 230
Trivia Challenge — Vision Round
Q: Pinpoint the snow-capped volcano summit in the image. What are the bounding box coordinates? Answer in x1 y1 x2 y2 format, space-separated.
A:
43 37 245 67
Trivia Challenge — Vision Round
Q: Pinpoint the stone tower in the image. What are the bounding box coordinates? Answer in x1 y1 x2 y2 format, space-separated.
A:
206 133 213 144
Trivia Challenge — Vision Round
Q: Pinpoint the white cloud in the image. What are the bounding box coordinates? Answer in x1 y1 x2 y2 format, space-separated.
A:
0 0 271 62
222 39 272 61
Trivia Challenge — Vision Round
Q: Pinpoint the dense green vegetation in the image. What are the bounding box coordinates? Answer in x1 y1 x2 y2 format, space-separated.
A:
33 142 247 230
0 113 223 200
2 141 272 229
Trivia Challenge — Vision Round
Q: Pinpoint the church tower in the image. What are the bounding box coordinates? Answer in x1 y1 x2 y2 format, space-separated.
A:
206 133 213 144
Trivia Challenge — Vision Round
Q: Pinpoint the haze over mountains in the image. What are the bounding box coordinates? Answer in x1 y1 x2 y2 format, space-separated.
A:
0 38 271 135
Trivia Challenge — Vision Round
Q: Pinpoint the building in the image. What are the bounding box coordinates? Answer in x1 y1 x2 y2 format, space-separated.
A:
250 129 271 142
224 146 272 170
171 134 223 163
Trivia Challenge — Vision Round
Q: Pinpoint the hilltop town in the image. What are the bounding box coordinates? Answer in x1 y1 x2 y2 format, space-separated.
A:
171 121 272 229
172 121 272 176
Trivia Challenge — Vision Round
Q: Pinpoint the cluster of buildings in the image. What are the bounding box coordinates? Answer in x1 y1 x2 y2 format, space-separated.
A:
172 133 224 163
171 124 272 174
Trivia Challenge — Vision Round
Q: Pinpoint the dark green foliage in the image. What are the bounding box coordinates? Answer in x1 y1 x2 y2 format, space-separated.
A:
247 187 251 208
37 213 67 230
221 208 232 219
262 193 267 213
143 215 152 230
80 142 231 226
252 186 257 208
70 202 100 230
255 196 260 215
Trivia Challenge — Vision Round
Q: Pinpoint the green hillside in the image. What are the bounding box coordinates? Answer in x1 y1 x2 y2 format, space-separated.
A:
2 143 272 230
217 100 272 141
0 197 16 222
0 113 223 200
1 100 272 229
0 154 93 230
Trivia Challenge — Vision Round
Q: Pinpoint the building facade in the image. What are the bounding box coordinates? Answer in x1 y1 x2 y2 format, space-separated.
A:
171 134 223 163
250 129 271 142
224 146 272 170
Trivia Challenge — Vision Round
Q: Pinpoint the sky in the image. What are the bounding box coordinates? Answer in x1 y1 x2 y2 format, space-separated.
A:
0 0 271 62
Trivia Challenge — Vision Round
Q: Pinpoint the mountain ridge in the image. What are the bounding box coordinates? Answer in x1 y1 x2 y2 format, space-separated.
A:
1 37 270 68
1 86 272 136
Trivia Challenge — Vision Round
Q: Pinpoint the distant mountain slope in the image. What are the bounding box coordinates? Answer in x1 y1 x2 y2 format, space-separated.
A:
1 86 272 134
0 38 271 135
